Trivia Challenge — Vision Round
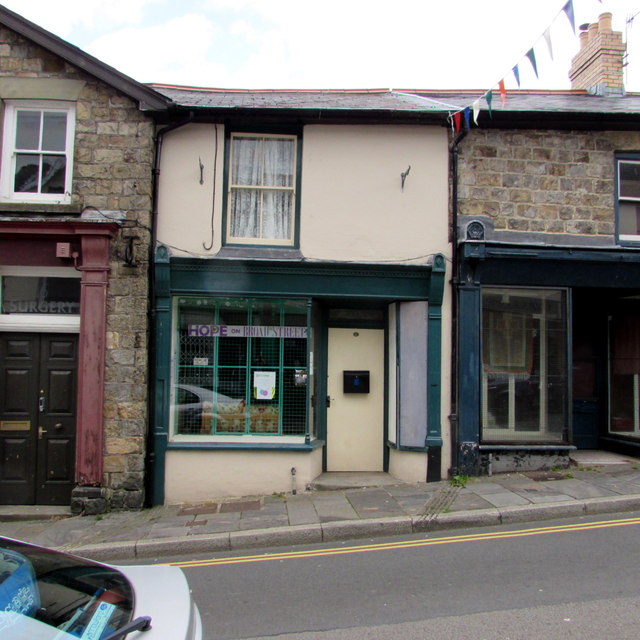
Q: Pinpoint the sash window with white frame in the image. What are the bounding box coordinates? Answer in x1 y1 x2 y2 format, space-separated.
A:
481 288 568 443
1 101 75 204
227 133 297 245
617 158 640 242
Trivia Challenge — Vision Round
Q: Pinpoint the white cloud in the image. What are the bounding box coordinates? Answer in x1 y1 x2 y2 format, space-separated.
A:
2 0 640 90
86 13 220 84
1 0 164 37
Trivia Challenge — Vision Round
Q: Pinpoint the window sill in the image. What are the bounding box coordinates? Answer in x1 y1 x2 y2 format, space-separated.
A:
167 439 324 452
0 202 82 215
216 246 303 260
618 237 640 246
479 444 574 450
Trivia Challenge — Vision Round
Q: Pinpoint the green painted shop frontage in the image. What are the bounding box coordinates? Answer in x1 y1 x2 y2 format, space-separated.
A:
455 241 640 476
149 250 447 504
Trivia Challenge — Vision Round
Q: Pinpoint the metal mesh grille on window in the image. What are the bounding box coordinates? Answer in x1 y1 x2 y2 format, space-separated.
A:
175 298 308 437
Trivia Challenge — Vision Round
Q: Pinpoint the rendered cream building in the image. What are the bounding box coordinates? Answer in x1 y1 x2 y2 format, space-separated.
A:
150 88 453 503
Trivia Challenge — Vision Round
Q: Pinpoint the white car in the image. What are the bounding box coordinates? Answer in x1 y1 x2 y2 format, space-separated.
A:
0 537 202 640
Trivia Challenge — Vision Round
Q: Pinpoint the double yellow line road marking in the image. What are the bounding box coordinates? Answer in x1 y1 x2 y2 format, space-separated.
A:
169 515 640 568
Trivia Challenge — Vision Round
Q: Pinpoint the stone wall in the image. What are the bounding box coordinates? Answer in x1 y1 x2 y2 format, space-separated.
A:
0 26 154 510
456 128 640 242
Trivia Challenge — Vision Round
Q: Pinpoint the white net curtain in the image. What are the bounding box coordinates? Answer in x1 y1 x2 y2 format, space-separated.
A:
229 135 295 241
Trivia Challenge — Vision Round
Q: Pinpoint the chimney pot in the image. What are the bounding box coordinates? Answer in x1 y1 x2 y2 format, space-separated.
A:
599 12 613 33
569 11 626 95
579 31 589 50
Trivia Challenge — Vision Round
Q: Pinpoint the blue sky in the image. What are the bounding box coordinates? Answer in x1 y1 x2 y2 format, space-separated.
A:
3 0 640 91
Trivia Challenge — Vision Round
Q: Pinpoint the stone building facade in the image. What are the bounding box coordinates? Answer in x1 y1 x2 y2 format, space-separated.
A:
456 128 640 241
0 7 169 511
435 13 640 476
451 114 640 475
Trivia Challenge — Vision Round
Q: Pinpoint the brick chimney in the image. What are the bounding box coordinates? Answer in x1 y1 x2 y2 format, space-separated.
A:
568 12 626 95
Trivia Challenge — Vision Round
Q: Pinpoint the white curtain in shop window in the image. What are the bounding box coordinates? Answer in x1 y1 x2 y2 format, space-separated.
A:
230 136 294 240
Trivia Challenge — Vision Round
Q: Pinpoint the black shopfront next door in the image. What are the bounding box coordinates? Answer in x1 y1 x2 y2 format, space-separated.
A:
0 333 77 505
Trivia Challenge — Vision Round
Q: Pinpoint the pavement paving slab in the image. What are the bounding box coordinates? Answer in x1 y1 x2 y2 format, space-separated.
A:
535 478 619 499
344 489 406 518
466 481 516 494
147 525 190 539
286 495 320 526
192 518 242 534
507 481 571 496
238 515 290 530
475 490 531 508
310 492 360 522
448 492 496 512
582 476 640 495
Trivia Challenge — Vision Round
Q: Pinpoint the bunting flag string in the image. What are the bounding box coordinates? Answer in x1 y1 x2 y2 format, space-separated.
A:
472 99 481 125
526 48 539 78
512 64 521 87
445 0 602 131
563 0 577 33
498 79 507 106
543 27 555 59
463 108 472 129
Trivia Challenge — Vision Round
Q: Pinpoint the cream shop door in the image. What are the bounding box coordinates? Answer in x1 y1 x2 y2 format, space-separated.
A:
326 328 384 471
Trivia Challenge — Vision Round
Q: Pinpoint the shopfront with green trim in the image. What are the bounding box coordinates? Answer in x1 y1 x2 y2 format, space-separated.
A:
149 249 446 505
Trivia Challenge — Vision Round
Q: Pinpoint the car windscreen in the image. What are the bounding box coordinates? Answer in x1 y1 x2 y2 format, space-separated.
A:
0 538 134 639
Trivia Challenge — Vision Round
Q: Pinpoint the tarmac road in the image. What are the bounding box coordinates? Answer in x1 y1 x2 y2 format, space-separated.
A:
175 512 640 640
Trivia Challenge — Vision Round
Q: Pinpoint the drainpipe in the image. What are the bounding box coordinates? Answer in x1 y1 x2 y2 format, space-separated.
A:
448 128 467 477
145 111 195 507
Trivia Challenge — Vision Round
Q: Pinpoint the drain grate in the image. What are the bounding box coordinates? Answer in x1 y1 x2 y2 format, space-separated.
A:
220 499 261 513
178 504 219 516
523 471 566 481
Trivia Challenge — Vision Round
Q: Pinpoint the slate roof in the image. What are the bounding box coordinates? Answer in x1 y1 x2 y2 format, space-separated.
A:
150 86 460 113
152 85 640 118
411 90 640 114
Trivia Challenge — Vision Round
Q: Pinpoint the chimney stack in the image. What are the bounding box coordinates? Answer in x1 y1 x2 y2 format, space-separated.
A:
568 12 626 96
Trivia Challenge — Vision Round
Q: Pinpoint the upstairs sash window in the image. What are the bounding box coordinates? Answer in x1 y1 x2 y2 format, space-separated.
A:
227 134 297 245
1 102 75 204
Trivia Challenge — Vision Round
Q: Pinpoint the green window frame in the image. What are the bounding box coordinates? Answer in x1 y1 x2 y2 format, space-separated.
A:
172 297 310 440
224 132 300 247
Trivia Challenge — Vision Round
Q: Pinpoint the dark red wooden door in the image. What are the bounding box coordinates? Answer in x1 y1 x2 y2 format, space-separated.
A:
0 333 77 505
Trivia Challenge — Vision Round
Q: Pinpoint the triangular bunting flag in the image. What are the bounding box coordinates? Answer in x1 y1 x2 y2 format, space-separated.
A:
512 64 521 87
463 107 471 130
486 90 493 117
563 0 576 33
526 48 539 78
498 80 507 106
472 100 480 125
453 112 461 132
543 27 554 60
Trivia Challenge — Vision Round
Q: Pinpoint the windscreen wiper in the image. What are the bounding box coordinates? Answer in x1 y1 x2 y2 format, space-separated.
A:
101 615 152 640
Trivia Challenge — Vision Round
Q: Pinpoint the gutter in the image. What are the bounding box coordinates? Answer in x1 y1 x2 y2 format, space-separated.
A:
448 128 468 476
145 111 195 507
